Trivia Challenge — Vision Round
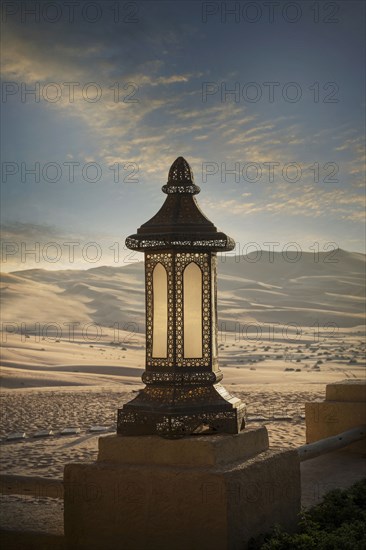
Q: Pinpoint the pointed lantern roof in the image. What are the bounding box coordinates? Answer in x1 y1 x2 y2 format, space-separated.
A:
125 157 235 251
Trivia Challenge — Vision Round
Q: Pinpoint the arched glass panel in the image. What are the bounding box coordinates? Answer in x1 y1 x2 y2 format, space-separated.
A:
152 263 168 358
183 262 203 358
211 255 218 369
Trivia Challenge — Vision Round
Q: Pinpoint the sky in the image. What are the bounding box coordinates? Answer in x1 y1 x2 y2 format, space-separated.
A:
1 0 365 271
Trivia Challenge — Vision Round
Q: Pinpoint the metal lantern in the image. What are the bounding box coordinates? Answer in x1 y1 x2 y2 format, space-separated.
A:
117 157 245 438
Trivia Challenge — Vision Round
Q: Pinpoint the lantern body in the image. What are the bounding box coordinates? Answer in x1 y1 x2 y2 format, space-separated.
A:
146 251 216 370
117 158 245 438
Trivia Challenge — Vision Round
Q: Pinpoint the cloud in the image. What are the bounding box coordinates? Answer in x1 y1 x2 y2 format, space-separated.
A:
202 186 365 222
135 73 202 86
1 8 364 249
0 221 140 272
193 135 209 140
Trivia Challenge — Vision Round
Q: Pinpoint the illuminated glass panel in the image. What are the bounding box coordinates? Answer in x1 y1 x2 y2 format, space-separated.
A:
152 262 168 358
183 262 203 358
211 255 218 369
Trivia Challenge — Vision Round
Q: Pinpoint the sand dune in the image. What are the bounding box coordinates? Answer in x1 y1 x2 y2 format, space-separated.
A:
0 250 365 478
217 251 365 327
1 250 365 391
1 250 365 331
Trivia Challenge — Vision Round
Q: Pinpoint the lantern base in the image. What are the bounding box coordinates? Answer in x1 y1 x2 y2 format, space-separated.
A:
117 383 245 438
64 429 301 550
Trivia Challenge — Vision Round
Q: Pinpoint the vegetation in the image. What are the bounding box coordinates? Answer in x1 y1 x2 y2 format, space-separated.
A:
248 479 366 549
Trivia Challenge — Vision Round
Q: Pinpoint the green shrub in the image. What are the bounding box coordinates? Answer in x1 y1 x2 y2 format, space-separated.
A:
248 479 366 550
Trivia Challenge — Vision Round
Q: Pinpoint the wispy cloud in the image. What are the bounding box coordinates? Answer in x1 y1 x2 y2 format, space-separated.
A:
1 3 364 256
203 186 365 222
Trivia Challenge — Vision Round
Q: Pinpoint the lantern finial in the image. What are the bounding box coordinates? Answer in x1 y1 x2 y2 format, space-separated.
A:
168 156 194 183
162 157 200 195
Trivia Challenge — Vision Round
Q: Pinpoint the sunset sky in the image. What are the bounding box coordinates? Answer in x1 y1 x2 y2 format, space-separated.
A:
1 0 365 270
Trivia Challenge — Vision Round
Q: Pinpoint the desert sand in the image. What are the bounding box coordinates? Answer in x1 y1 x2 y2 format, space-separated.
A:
0 250 365 480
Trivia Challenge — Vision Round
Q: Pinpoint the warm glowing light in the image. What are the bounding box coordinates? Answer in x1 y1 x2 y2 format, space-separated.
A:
152 262 168 358
183 261 203 358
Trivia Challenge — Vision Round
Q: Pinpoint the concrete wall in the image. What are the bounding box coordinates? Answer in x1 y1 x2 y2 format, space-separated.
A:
305 379 366 453
64 428 301 550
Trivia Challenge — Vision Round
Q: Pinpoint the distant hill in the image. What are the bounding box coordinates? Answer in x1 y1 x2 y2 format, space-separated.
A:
1 250 365 330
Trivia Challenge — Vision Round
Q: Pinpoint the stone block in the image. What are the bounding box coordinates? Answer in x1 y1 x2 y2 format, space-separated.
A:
64 430 300 550
98 427 269 467
325 379 366 402
306 379 366 453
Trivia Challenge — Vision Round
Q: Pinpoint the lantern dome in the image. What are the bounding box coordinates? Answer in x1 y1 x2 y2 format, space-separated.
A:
162 156 200 194
125 157 235 252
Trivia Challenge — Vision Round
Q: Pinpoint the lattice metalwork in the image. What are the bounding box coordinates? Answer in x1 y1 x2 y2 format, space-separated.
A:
117 383 245 438
211 254 219 369
175 252 211 368
125 234 235 251
142 371 222 385
118 409 244 438
145 252 174 368
117 156 246 438
162 184 200 194
145 251 212 369
161 157 201 194
169 156 194 183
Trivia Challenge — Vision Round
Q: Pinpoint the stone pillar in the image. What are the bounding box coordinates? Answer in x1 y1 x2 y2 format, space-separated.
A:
305 379 366 453
64 427 300 550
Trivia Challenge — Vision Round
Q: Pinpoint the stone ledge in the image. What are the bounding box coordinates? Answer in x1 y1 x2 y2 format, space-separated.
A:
0 531 65 550
325 379 366 402
64 447 300 550
98 427 269 467
305 401 366 453
305 401 366 433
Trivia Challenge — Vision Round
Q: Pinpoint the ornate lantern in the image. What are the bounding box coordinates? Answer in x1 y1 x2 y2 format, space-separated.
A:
117 157 245 438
